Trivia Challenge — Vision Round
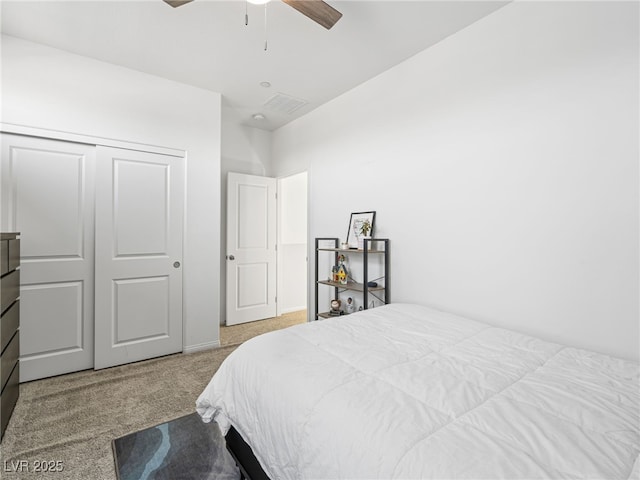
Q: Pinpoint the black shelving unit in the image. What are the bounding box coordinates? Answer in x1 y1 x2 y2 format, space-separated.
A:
314 237 389 320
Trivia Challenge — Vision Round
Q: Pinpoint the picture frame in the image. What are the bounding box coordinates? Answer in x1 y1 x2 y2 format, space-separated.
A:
346 211 376 249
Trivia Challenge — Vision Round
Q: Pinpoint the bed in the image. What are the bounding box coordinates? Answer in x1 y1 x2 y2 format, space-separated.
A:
196 303 640 479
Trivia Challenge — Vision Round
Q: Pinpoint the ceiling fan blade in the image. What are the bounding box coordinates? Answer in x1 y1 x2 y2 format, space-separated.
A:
163 0 194 7
281 0 342 30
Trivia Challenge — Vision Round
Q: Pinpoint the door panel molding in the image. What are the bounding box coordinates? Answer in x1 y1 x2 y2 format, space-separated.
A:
236 262 269 308
7 146 87 258
113 158 170 257
20 281 85 357
113 276 171 345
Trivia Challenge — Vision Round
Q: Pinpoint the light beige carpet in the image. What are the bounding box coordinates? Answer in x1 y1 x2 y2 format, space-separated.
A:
220 309 307 346
0 311 306 480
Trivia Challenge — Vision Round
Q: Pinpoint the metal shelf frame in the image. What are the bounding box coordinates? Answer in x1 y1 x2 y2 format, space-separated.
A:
314 237 389 320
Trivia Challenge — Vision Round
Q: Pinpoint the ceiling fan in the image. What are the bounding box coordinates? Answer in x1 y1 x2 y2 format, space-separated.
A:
163 0 342 30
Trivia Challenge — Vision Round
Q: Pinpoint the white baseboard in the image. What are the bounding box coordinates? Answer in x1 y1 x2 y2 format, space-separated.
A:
280 306 307 315
183 340 221 354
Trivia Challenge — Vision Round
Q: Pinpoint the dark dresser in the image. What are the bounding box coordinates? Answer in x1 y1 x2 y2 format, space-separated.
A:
1 232 19 441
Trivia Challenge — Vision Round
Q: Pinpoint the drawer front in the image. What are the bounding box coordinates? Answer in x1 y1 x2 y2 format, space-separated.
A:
0 361 19 441
7 240 19 272
0 331 19 392
0 301 19 354
0 270 19 315
0 240 7 276
0 241 7 277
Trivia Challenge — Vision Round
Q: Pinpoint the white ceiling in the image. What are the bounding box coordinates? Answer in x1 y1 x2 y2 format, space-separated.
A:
1 0 508 130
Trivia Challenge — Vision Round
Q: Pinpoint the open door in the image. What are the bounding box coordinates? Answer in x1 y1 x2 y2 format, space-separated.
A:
226 172 277 326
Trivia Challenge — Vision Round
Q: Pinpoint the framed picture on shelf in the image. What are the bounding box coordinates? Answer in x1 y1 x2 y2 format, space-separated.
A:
346 211 376 249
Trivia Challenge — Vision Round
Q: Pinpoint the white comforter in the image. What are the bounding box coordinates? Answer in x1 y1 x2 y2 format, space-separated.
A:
196 303 640 479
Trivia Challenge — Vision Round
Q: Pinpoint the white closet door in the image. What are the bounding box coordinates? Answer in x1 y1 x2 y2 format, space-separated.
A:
94 146 184 369
1 134 95 382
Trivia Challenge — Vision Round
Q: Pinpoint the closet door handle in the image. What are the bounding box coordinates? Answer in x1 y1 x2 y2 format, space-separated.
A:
173 261 181 268
228 255 235 261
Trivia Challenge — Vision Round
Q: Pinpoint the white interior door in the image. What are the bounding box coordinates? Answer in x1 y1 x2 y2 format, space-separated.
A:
226 172 277 325
1 134 95 381
94 146 184 369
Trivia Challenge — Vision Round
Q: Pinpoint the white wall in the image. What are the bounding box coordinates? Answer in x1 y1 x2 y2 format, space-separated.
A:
271 2 639 360
277 172 308 314
1 35 223 351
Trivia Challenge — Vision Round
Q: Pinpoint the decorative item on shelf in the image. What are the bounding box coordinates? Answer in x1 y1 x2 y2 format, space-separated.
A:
346 211 376 249
367 281 378 287
337 254 348 285
360 219 371 236
329 299 342 316
346 297 356 314
331 265 339 283
358 219 372 249
340 242 349 250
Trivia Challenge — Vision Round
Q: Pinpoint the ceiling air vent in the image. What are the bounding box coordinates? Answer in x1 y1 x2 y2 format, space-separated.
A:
263 93 308 115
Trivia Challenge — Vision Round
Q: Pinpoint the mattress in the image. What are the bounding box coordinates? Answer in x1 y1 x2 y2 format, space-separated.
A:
196 303 640 479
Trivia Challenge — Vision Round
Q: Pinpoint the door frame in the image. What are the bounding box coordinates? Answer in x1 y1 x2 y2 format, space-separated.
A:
3 121 189 348
1 123 184 158
276 171 309 317
1 123 188 379
222 169 309 325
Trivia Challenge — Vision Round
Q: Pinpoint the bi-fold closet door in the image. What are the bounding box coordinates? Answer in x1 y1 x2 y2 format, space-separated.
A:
0 134 184 382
